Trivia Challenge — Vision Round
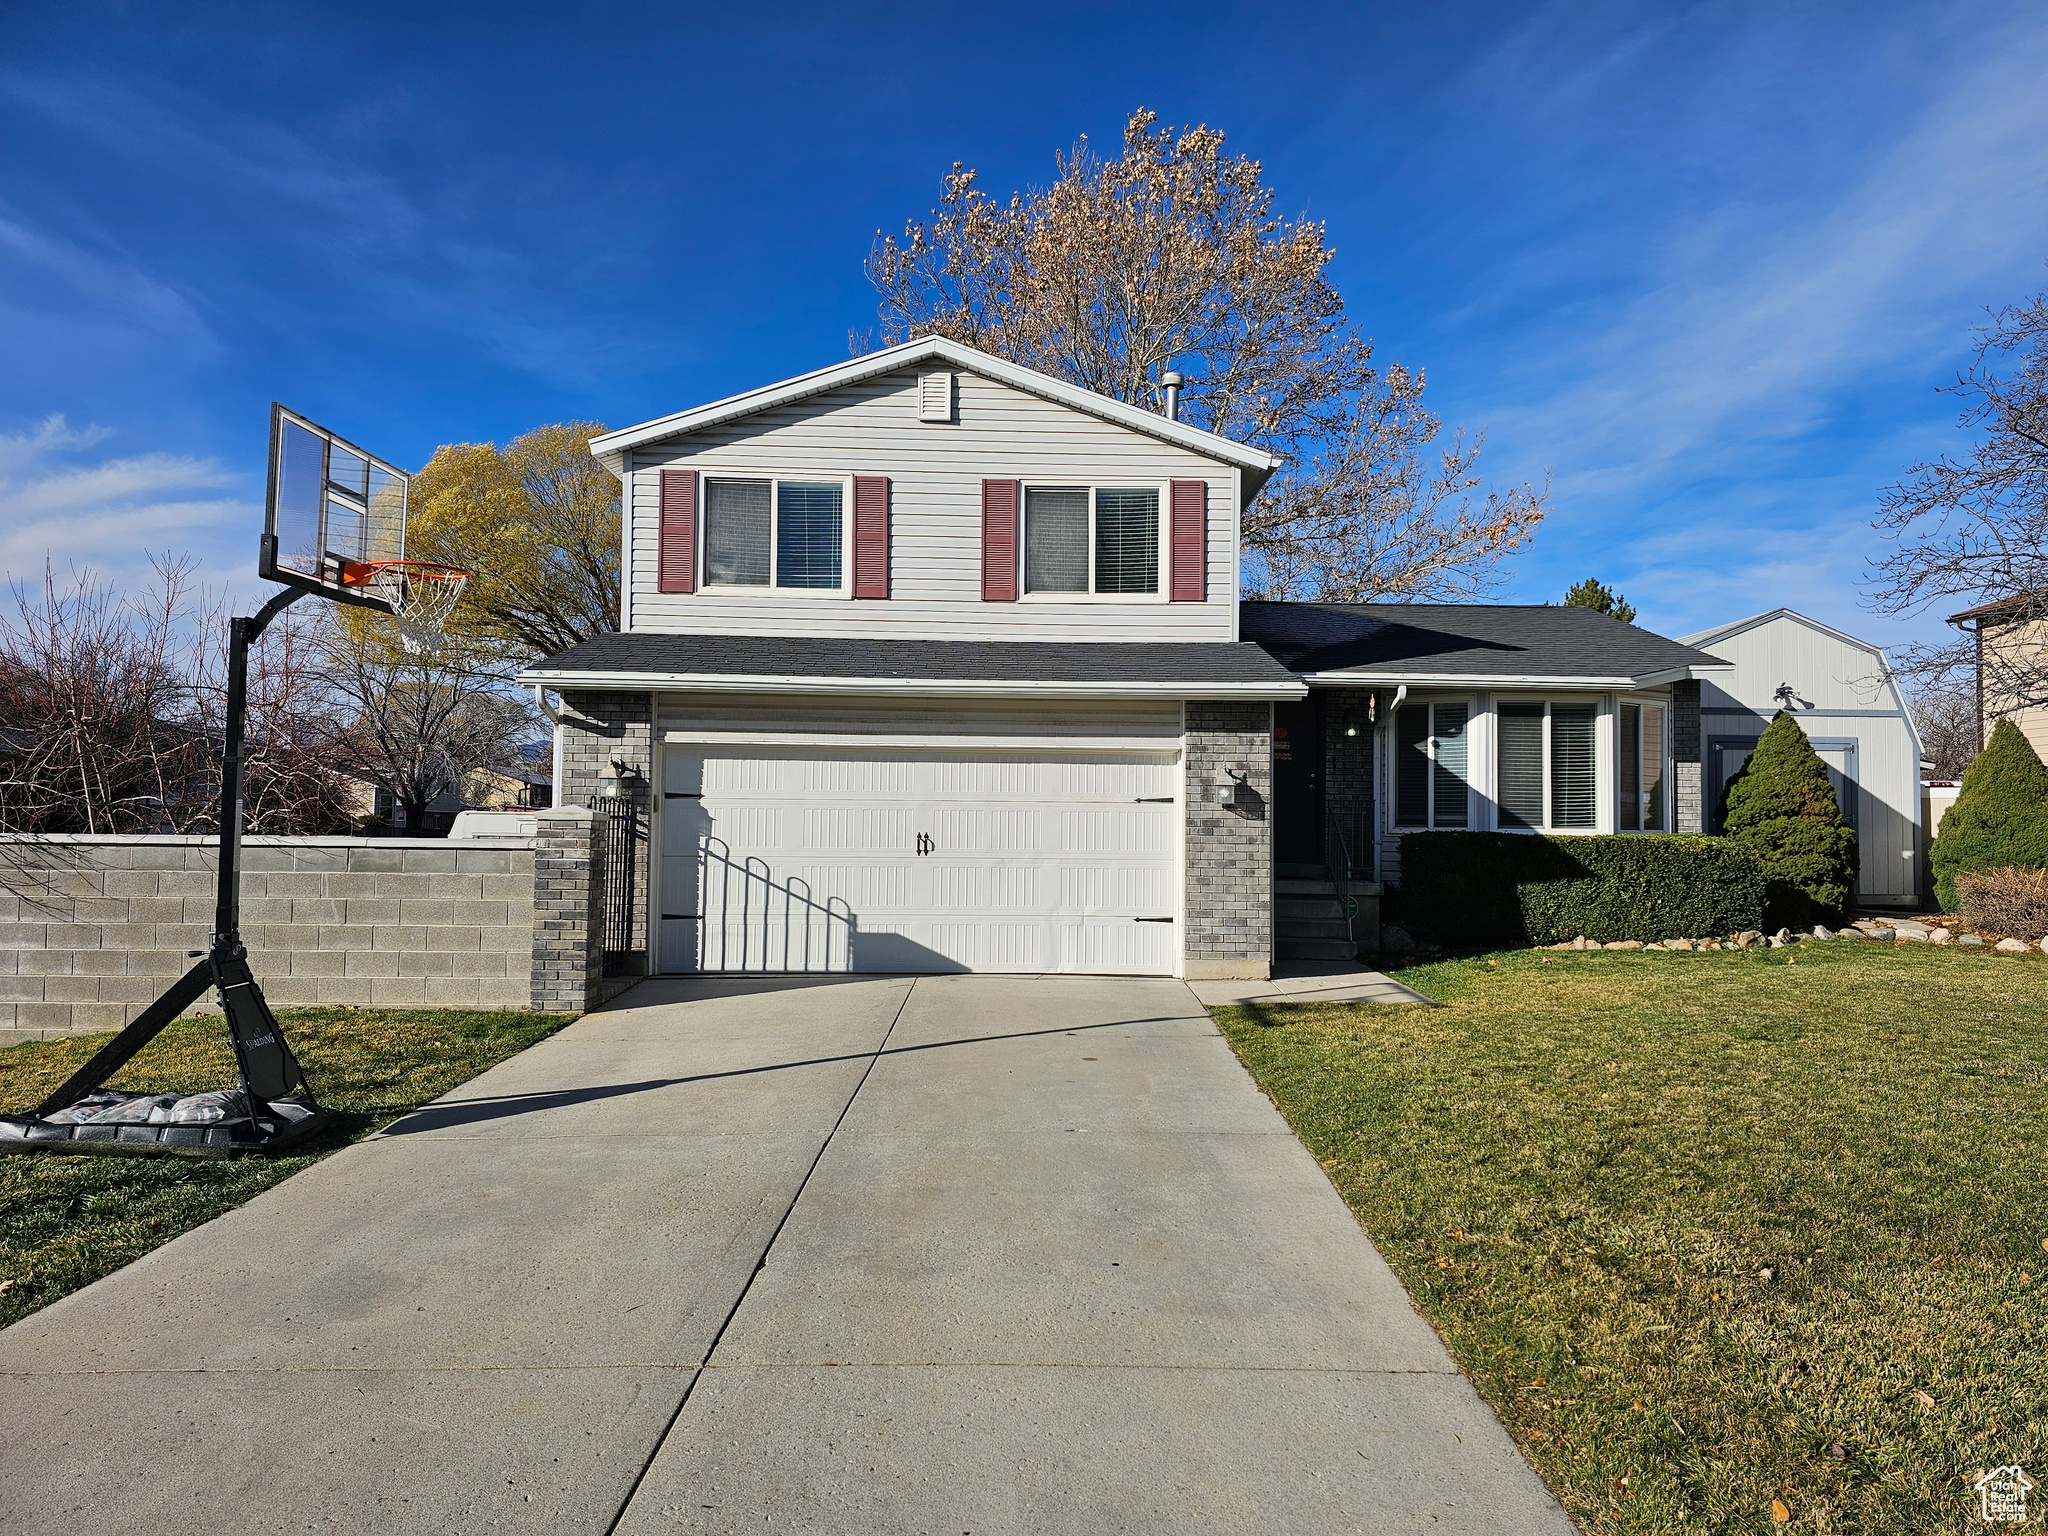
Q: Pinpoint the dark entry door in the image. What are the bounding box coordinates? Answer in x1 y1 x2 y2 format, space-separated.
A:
1272 697 1324 870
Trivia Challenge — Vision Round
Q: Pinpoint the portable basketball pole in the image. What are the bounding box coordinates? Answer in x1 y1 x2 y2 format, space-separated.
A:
11 585 335 1154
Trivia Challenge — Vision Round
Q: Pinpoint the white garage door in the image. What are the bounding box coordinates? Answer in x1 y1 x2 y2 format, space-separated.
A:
659 747 1180 975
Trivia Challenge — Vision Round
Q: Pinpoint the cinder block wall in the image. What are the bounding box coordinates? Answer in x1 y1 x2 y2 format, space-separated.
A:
1183 702 1274 980
0 835 541 1044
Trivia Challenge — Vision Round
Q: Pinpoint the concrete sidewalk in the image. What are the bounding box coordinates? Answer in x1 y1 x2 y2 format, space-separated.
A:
0 975 1570 1534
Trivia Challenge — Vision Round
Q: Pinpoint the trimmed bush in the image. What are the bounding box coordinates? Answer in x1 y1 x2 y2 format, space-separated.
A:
1718 711 1859 928
1955 866 2048 940
1931 719 2048 911
1396 831 1766 946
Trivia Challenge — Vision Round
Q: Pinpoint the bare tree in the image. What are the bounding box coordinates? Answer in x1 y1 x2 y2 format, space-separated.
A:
322 614 535 832
0 558 213 834
1870 282 2048 714
866 109 1548 601
1910 677 1981 779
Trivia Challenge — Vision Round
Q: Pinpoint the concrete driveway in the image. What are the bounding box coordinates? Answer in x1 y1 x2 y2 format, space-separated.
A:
0 975 1572 1534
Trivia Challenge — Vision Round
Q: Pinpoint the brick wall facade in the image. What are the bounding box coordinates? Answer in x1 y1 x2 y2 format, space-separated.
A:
1182 701 1273 980
1672 679 1704 833
530 808 607 1011
0 829 618 1045
557 689 653 976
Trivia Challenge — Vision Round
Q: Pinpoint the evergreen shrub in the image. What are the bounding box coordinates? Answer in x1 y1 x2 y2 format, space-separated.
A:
1395 832 1766 946
1718 712 1860 927
1931 719 2048 911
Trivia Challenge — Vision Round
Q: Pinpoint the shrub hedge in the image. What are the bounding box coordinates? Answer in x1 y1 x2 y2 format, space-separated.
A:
1954 866 2048 940
1395 831 1767 946
1931 719 2048 911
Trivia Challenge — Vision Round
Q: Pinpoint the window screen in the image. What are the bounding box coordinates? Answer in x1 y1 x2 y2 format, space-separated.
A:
1432 703 1468 828
1094 488 1159 594
1395 704 1430 827
776 481 842 589
1619 704 1641 832
1643 704 1665 830
705 479 771 586
1550 703 1598 829
1024 487 1089 593
1497 704 1545 830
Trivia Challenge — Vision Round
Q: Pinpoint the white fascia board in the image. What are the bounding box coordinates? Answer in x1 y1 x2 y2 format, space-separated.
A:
1297 668 1727 689
517 668 1307 702
587 337 1280 480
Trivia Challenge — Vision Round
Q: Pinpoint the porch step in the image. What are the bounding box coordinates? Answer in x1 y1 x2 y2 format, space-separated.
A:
1277 938 1362 961
1280 918 1354 941
1274 878 1344 898
1275 862 1328 881
1276 897 1346 921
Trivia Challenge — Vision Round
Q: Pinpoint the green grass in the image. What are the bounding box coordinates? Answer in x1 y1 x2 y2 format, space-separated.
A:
1214 943 2048 1535
0 1007 568 1330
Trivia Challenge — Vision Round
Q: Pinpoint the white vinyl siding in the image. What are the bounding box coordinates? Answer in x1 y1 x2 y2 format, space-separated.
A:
626 367 1236 641
1688 610 1924 905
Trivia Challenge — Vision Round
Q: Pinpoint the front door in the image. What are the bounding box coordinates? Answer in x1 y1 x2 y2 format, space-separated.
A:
1272 697 1324 870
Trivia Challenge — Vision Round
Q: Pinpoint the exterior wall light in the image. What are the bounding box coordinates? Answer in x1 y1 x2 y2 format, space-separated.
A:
597 755 631 799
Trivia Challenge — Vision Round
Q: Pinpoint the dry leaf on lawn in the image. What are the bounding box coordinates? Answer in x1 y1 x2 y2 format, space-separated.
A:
1771 1498 1792 1522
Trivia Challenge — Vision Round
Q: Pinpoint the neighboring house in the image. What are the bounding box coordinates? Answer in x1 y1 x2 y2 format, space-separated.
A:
1948 593 2048 763
520 337 1729 981
464 764 553 811
1679 609 1925 910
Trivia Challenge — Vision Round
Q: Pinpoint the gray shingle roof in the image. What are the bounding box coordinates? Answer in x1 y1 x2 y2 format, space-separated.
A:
521 632 1304 690
1241 602 1728 682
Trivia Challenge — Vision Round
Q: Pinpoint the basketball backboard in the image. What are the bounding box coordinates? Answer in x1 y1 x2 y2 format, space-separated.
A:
260 403 409 612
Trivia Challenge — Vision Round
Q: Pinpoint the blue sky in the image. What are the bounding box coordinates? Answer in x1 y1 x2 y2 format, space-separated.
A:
3 1 2045 655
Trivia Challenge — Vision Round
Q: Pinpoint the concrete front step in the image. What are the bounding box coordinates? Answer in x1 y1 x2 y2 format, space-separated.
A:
1277 938 1362 961
1278 920 1354 942
1276 896 1346 918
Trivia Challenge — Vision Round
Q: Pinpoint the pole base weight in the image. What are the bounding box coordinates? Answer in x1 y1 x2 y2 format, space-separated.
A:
0 1098 337 1161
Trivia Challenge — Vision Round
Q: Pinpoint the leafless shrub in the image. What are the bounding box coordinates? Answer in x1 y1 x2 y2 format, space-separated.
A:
1955 866 2048 939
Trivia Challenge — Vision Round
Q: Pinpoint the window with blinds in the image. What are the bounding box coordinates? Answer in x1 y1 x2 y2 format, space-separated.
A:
705 478 771 586
703 477 845 591
1094 488 1159 593
1022 484 1160 595
1642 704 1666 829
1395 701 1470 829
775 482 842 589
1495 700 1598 832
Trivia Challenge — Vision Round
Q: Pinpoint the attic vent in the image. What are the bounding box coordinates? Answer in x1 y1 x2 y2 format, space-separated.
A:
918 371 954 423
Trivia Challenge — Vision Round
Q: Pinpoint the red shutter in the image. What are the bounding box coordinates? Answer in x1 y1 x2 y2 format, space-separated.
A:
981 479 1018 601
852 476 890 598
1169 479 1207 601
658 469 696 593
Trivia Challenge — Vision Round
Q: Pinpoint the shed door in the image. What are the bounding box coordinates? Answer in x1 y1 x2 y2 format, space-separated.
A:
659 747 1179 975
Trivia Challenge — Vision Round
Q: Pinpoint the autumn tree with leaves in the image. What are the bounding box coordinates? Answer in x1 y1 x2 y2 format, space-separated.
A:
407 422 621 662
866 110 1548 601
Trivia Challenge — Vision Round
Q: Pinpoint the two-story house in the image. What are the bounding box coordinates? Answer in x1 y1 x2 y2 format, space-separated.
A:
521 337 1731 981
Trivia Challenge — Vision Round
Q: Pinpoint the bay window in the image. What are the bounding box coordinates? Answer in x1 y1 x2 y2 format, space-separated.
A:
1496 701 1598 831
1023 485 1160 596
704 477 846 591
1394 701 1470 828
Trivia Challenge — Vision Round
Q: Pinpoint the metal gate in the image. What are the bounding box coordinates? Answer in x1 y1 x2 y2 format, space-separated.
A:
587 792 637 978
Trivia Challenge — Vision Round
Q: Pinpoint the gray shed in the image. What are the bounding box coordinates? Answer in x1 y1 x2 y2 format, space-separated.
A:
1679 609 1925 909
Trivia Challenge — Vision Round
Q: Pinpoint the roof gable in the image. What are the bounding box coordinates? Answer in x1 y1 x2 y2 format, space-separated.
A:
588 337 1279 488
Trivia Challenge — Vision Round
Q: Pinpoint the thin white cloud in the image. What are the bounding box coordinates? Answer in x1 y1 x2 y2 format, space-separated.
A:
0 415 247 593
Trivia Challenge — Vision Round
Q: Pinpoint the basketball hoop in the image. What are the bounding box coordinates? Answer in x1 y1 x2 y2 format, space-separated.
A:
340 559 470 653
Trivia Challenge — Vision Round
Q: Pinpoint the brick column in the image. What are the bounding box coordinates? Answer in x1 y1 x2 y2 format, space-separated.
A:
1672 679 1704 833
1183 701 1274 980
558 689 653 975
530 807 604 1013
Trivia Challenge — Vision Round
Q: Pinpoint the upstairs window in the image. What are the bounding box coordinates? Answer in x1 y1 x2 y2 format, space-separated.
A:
1394 701 1470 829
704 477 844 591
1498 701 1598 831
1023 485 1160 596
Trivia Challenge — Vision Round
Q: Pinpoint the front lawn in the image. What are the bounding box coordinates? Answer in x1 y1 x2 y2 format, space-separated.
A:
1214 943 2048 1535
0 1007 568 1329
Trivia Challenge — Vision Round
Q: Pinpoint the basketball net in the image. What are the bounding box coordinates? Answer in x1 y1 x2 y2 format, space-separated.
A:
342 560 470 654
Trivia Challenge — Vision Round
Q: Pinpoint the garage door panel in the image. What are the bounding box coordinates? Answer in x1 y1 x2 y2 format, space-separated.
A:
663 747 1179 976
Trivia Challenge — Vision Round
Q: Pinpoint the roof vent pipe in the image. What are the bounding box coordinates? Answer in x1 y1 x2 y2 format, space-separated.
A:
1160 371 1183 423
